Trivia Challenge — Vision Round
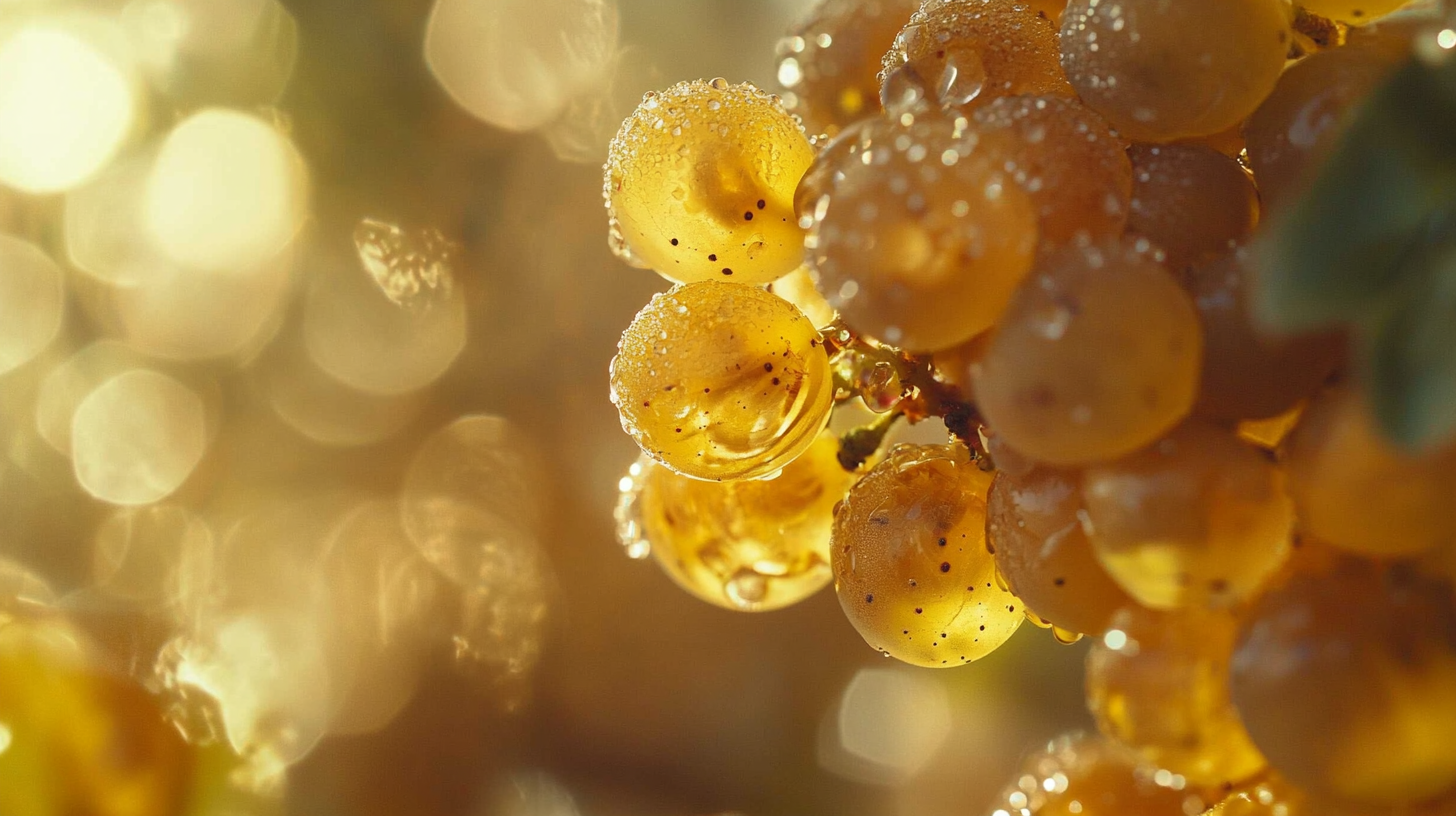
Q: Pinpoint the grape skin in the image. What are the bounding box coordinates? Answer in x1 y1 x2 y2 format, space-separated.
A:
831 443 1022 667
1125 143 1258 274
605 79 815 285
609 281 834 482
985 732 1206 816
1060 0 1291 142
1297 0 1413 24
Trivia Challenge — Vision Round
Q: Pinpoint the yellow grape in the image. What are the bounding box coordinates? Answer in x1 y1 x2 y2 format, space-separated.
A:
1081 420 1293 610
633 432 856 611
1059 0 1290 142
1231 551 1456 808
802 108 1038 352
986 466 1132 636
831 443 1022 667
972 238 1202 466
984 732 1210 816
765 266 836 328
1298 0 1412 24
609 281 834 481
879 0 1072 111
1126 143 1258 274
1186 247 1345 423
1285 386 1456 558
777 0 920 137
973 95 1133 246
1088 605 1268 788
605 79 814 284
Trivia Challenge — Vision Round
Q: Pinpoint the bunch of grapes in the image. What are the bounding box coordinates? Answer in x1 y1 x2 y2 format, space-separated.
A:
604 1 1456 814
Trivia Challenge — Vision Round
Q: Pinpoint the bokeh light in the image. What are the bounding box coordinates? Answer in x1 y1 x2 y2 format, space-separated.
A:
0 235 64 377
0 15 136 194
820 667 953 784
70 369 208 506
144 108 307 273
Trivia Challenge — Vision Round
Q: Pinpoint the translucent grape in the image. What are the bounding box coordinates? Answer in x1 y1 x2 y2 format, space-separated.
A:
1231 552 1456 808
765 266 836 328
972 238 1203 466
986 466 1131 636
1125 144 1258 274
1244 44 1401 213
776 0 920 137
1186 247 1345 423
635 432 856 611
973 95 1133 246
985 733 1208 816
803 109 1038 351
1297 0 1412 24
831 443 1022 667
1059 0 1291 142
1081 421 1294 610
605 79 814 284
1088 606 1268 787
879 0 1072 112
610 281 834 481
1284 386 1456 558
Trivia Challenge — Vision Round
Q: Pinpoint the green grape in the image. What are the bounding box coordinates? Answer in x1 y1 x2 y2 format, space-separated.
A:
1088 605 1268 788
631 432 857 611
1231 551 1456 808
831 443 1022 667
605 79 814 284
878 0 1072 112
1059 0 1290 142
1081 421 1294 610
972 238 1202 466
802 108 1039 352
986 466 1131 636
609 281 834 481
985 732 1210 816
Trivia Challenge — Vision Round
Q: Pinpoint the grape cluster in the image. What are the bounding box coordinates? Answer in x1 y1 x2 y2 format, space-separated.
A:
604 0 1456 813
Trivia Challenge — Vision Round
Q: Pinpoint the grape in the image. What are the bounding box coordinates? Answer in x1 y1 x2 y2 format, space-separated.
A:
605 79 815 284
879 0 1072 112
1230 551 1456 808
1186 247 1345 423
1059 0 1291 142
1206 775 1312 816
633 432 857 611
973 95 1133 246
609 281 834 481
777 0 920 137
985 732 1208 816
1284 386 1456 558
986 466 1132 636
1088 605 1268 787
1125 144 1258 274
1081 420 1294 610
1297 0 1412 24
831 443 1022 667
1244 44 1401 213
765 266 837 328
803 109 1039 352
1027 0 1067 23
971 238 1203 466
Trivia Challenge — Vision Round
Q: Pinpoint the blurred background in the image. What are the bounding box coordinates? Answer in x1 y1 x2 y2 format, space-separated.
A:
0 1 1093 814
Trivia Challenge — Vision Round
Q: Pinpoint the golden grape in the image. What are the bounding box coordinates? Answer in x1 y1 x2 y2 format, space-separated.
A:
1186 247 1345 423
831 443 1022 667
634 432 856 611
1297 0 1412 24
1126 143 1258 274
879 0 1072 111
1284 386 1456 558
803 109 1039 351
973 95 1133 246
1231 552 1456 808
986 466 1131 636
610 281 834 481
605 79 814 284
972 238 1202 466
777 0 920 137
1088 605 1268 788
985 732 1209 816
1060 0 1290 142
1081 421 1293 610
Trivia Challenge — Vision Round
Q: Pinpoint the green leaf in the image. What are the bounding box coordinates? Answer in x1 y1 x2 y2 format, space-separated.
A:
1363 225 1456 453
1254 57 1456 335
